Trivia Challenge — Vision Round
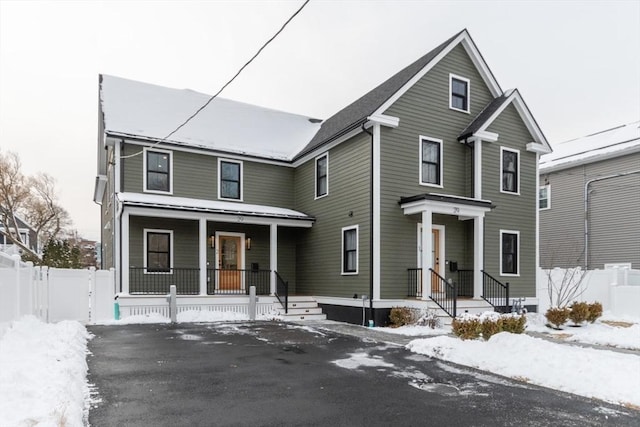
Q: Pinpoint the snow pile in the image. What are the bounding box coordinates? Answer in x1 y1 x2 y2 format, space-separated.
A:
407 332 640 406
0 316 90 426
381 324 451 337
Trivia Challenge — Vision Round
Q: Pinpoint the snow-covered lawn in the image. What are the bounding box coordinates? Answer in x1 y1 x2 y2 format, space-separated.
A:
404 313 640 408
1 312 638 425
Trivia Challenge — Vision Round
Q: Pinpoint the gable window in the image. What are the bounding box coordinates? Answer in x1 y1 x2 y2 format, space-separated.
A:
218 159 242 201
501 147 520 194
420 137 443 186
342 225 358 275
500 230 519 276
450 74 470 113
144 148 172 193
539 185 550 210
145 229 172 273
315 153 328 198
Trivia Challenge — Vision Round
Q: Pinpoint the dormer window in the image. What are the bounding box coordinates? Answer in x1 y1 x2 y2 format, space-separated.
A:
450 74 470 113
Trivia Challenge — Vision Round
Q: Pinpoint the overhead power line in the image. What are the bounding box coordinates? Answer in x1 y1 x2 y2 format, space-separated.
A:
120 0 310 159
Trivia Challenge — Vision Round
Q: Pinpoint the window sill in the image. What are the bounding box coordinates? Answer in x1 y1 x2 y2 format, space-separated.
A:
500 273 520 277
144 189 173 195
218 197 243 202
500 190 520 196
341 272 359 276
449 106 470 114
314 193 328 200
419 182 443 189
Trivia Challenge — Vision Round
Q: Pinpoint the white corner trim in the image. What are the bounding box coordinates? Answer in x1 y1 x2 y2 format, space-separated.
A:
217 158 244 202
341 225 359 275
449 73 471 113
373 123 381 300
314 152 329 200
366 114 399 128
143 147 173 195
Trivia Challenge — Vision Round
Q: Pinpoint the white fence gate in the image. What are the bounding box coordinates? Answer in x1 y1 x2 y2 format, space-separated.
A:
0 252 116 337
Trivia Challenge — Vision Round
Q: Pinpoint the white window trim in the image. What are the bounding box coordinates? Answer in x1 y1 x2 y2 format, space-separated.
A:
539 184 551 210
143 147 173 195
419 136 444 188
314 152 329 200
143 229 174 274
341 225 359 275
449 73 470 113
499 229 520 277
218 158 243 202
500 146 521 195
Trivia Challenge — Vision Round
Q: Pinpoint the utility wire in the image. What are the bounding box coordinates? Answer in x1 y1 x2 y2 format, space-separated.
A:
120 0 310 159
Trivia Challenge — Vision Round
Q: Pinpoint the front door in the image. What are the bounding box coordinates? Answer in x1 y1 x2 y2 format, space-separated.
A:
218 234 242 290
418 224 444 293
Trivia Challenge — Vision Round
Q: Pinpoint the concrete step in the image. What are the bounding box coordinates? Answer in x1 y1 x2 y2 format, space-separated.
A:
279 313 327 321
281 307 324 316
287 301 318 309
286 296 317 303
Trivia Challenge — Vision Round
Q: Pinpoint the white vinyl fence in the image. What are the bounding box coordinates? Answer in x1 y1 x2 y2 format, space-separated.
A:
0 252 116 337
537 265 640 317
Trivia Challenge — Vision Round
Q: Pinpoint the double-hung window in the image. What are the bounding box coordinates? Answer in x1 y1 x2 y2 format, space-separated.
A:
145 148 172 193
539 185 550 210
450 74 470 113
145 229 172 273
219 159 242 201
500 230 519 276
501 147 520 194
315 153 328 198
342 225 358 275
420 137 443 186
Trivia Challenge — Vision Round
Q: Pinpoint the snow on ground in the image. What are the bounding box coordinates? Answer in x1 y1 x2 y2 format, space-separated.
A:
95 309 281 325
0 316 91 427
407 322 640 407
379 324 451 336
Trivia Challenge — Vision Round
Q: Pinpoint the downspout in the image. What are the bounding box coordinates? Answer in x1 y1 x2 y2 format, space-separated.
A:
362 122 374 324
584 169 640 268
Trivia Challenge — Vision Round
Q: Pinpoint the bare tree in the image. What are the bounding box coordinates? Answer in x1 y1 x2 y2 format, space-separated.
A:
0 151 71 261
545 267 587 308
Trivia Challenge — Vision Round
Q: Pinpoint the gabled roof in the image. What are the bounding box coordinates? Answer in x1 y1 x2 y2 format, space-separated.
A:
99 75 322 161
295 29 508 159
458 89 552 153
540 121 640 173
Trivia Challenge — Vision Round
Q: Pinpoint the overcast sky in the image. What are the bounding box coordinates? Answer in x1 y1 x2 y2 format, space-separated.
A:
1 0 639 241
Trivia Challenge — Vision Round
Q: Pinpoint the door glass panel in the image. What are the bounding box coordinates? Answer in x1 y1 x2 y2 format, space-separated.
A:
221 238 238 270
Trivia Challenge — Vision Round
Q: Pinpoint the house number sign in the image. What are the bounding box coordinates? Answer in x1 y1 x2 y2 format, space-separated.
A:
237 216 245 222
453 207 460 214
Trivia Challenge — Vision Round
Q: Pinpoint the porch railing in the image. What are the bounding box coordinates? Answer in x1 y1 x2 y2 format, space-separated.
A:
274 271 289 313
429 268 457 318
407 268 423 298
206 269 271 295
129 267 200 295
481 270 510 313
457 269 474 297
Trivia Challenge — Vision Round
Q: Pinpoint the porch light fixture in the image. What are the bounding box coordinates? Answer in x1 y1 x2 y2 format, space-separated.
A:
246 237 251 250
209 235 215 248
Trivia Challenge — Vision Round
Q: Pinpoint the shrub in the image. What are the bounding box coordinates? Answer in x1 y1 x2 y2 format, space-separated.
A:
502 314 527 334
587 302 603 323
389 307 418 327
416 309 442 329
480 317 503 340
545 307 570 329
452 315 481 340
569 302 590 325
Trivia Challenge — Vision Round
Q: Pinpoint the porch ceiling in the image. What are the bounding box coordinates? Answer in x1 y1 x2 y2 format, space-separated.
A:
399 193 494 218
118 192 315 226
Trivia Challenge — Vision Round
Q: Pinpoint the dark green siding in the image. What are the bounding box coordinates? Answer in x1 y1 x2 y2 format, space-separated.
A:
378 44 495 299
484 104 537 297
121 143 295 207
129 217 199 268
294 133 371 297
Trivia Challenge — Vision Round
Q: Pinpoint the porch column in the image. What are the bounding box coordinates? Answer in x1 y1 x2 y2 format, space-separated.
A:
270 223 277 296
199 218 207 295
473 215 484 299
421 210 432 301
121 210 130 294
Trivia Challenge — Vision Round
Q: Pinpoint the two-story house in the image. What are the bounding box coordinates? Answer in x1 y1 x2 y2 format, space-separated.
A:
539 122 640 270
94 30 551 324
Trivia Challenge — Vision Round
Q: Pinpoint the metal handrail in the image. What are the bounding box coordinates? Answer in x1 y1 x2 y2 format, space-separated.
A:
481 270 510 313
407 268 422 298
274 271 288 313
428 268 457 318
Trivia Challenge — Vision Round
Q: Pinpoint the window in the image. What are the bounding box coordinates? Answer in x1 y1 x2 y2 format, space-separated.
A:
315 153 328 198
500 230 519 275
145 230 172 273
342 225 358 275
218 159 242 201
420 137 443 186
501 147 520 194
450 74 470 112
539 185 550 210
144 149 172 193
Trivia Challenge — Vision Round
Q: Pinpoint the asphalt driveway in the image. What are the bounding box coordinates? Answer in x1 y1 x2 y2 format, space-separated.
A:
87 321 638 426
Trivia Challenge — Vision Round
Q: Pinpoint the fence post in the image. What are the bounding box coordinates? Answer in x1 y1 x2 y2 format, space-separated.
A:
25 261 34 316
12 254 21 318
249 285 256 321
168 285 177 323
89 267 97 324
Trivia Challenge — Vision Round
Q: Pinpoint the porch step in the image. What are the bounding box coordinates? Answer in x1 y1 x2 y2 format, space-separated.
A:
277 296 327 321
